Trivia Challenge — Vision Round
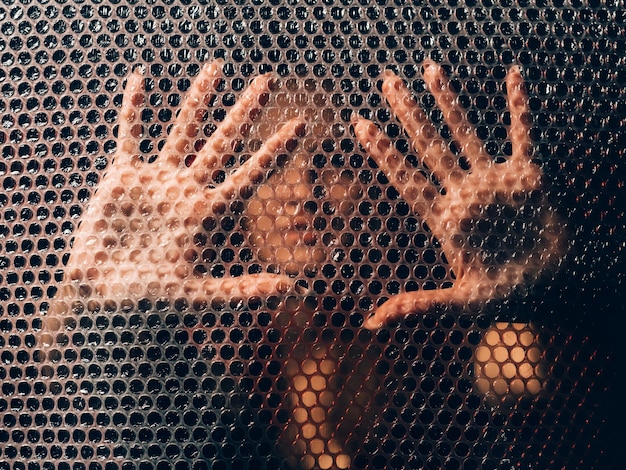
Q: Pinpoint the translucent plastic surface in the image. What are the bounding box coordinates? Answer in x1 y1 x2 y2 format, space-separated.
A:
0 1 623 469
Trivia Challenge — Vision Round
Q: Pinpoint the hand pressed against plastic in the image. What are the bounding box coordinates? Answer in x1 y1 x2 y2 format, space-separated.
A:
49 61 305 325
354 61 564 329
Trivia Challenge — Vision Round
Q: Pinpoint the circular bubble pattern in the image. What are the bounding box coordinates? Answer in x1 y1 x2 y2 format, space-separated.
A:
0 1 623 470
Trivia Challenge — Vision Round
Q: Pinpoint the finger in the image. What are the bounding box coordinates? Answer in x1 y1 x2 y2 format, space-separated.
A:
202 273 295 297
160 61 223 168
183 274 295 341
115 70 145 164
506 66 532 159
352 116 438 219
381 70 462 186
196 118 306 210
186 273 302 343
422 60 492 173
191 74 274 183
365 287 463 329
505 66 542 190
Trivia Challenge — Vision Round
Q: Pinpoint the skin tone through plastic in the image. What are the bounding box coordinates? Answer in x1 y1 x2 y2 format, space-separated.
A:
42 61 560 468
45 60 306 334
353 60 566 329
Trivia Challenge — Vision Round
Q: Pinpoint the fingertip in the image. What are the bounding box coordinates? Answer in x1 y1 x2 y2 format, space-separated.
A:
507 65 527 92
283 117 306 132
349 115 364 138
120 73 145 132
126 70 145 91
133 64 146 76
422 60 447 93
349 114 362 126
126 68 145 96
267 75 279 92
200 58 224 84
294 281 311 296
122 75 146 118
281 118 306 152
196 61 222 93
509 64 522 76
507 64 522 81
351 115 371 132
202 60 223 78
365 314 383 330
357 118 380 140
249 74 275 107
351 119 366 142
382 68 397 80
294 120 307 138
253 72 275 92
276 279 291 295
421 58 439 76
381 70 403 94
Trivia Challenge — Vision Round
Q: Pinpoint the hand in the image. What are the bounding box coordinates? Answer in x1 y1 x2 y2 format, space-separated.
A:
49 61 306 325
353 61 565 329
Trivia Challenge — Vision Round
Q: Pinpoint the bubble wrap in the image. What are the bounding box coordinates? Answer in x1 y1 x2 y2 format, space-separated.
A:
0 1 623 469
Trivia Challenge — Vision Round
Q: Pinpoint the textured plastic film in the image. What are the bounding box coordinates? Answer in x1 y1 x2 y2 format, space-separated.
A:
0 2 623 470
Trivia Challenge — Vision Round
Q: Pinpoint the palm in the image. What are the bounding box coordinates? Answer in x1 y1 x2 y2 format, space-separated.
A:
354 61 564 328
50 61 305 322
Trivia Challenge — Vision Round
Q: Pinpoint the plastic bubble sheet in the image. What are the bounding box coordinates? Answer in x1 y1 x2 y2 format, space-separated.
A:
0 1 624 469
